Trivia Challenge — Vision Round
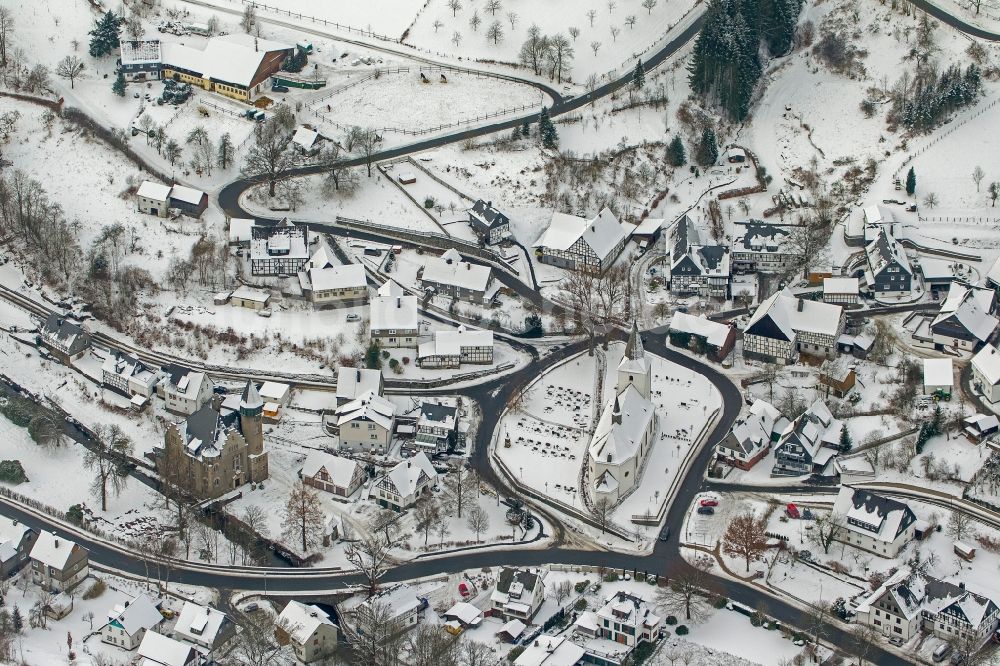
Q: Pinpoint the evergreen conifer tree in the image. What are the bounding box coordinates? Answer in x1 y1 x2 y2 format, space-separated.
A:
539 106 558 149
88 11 122 58
633 59 645 91
112 71 126 97
838 423 852 452
667 134 686 167
697 127 719 166
906 166 917 196
521 119 531 137
11 607 21 634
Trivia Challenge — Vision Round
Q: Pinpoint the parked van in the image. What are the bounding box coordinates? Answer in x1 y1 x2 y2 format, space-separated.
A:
933 642 952 662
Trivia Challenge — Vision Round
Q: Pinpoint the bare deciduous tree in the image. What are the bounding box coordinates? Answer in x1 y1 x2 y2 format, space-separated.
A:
281 480 326 553
810 512 846 554
448 0 463 17
55 55 85 89
972 165 985 192
345 535 392 597
445 464 478 518
486 20 504 45
946 511 974 541
241 119 294 197
723 511 768 572
86 424 133 511
656 554 714 623
592 497 612 533
466 505 489 542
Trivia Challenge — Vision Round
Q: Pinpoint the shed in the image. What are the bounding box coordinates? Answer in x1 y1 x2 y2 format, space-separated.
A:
231 285 271 310
168 185 209 218
922 358 954 397
291 126 321 156
496 618 526 642
954 541 976 561
964 413 1000 443
397 171 417 185
136 181 171 217
259 381 291 407
726 146 747 163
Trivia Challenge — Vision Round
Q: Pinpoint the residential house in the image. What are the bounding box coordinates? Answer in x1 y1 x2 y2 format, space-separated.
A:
513 635 585 666
119 40 163 81
260 381 291 411
168 185 208 218
275 601 339 664
667 311 737 362
855 566 1000 648
101 593 163 651
137 631 197 666
731 220 799 274
922 358 954 397
716 399 787 471
299 247 368 306
30 530 89 592
930 282 998 352
832 486 917 558
335 367 384 406
972 344 1000 403
161 34 293 102
172 601 236 655
370 280 419 348
572 591 662 664
157 381 269 500
373 452 437 511
771 400 843 476
963 414 999 443
418 326 494 368
349 585 423 635
136 181 172 217
919 257 957 296
743 289 845 364
491 567 547 622
250 218 310 276
415 400 459 453
819 365 856 399
157 364 214 415
228 217 254 247
333 391 396 454
419 249 493 304
231 285 271 311
39 314 91 363
823 277 860 305
102 351 158 398
469 199 511 245
535 207 629 273
588 324 655 501
0 517 37 578
665 215 731 298
301 451 365 498
865 227 913 297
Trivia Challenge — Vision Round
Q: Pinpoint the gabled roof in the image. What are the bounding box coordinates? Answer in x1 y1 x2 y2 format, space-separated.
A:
137 631 194 666
973 344 1000 386
30 530 81 570
421 254 492 293
833 486 916 543
514 635 586 666
177 402 242 460
309 245 337 270
719 399 787 456
931 282 998 343
536 207 629 262
161 364 211 400
173 601 229 645
308 263 368 292
734 220 792 254
160 33 292 88
418 326 494 359
276 600 336 645
301 451 361 488
108 594 162 636
370 288 419 332
470 200 509 229
823 277 859 295
336 367 382 401
669 312 732 348
136 180 172 201
168 185 206 206
0 516 31 563
746 289 843 341
120 40 162 65
292 126 320 150
588 385 654 466
335 391 395 430
865 227 912 276
383 452 437 497
41 313 89 352
443 601 483 626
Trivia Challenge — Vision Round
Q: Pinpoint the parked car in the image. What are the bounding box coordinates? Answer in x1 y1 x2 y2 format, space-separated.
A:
658 526 671 542
696 506 715 516
346 313 361 322
272 85 289 93
889 636 904 647
699 498 719 507
932 643 952 662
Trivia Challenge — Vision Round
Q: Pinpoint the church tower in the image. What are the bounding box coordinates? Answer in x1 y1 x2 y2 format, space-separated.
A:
616 322 651 399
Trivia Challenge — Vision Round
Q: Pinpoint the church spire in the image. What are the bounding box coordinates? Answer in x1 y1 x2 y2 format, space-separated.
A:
624 322 644 360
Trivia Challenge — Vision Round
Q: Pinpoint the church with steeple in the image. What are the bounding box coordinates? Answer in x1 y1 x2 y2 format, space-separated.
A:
587 323 656 503
158 380 270 500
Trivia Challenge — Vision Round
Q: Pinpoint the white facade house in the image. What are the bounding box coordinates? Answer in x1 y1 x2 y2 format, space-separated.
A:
275 600 339 664
172 601 235 655
491 567 547 622
350 585 423 634
716 399 787 471
832 486 917 558
514 635 586 666
370 280 419 348
588 325 655 502
731 220 799 273
572 590 663 662
418 326 494 368
101 593 163 651
137 631 197 666
299 247 368 305
743 289 845 364
101 351 158 398
823 277 860 305
535 207 630 273
335 367 384 405
333 391 396 454
972 344 1000 403
930 282 998 351
136 181 172 217
157 364 215 415
419 249 493 304
374 452 437 511
922 358 954 396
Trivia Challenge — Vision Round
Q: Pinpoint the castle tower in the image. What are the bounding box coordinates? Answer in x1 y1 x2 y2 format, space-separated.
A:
239 380 264 455
617 322 651 399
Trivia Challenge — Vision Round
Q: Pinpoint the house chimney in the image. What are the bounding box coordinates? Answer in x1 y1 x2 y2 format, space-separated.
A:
466 263 471 270
797 299 804 312
397 298 401 308
356 370 361 383
54 539 59 548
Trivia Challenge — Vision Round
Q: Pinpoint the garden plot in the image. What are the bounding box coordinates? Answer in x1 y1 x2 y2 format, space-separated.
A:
406 0 697 81
381 161 475 239
310 70 544 136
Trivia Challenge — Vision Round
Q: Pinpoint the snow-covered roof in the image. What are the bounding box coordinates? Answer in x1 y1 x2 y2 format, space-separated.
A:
536 207 628 262
965 413 1000 433
138 631 194 666
228 218 254 243
377 279 404 298
498 618 527 639
745 289 843 341
443 601 483 626
383 452 437 497
120 40 162 65
292 126 320 149
734 219 792 254
595 591 661 631
231 285 270 304
161 33 292 87
137 180 171 201
418 326 493 359
30 530 80 570
588 385 654 466
470 199 510 230
823 277 859 295
308 263 367 292
633 217 665 236
370 289 418 332
833 486 915 543
301 451 361 488
973 344 1000 387
0 517 30 563
336 391 396 430
108 594 162 636
259 381 290 403
923 358 954 388
169 185 205 206
920 257 955 281
359 585 421 623
276 600 335 645
669 312 732 348
250 221 309 261
720 399 787 457
514 635 586 666
931 282 998 343
173 601 229 645
162 365 210 401
865 226 912 276
420 254 492 293
336 367 382 401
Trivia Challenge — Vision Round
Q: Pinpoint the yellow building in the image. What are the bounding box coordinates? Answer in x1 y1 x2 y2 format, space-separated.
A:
161 34 292 102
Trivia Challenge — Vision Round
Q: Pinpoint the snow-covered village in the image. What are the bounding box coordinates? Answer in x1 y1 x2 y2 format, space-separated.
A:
3 0 1000 664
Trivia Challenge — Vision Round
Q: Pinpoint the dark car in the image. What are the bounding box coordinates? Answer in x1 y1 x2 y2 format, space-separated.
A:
659 526 671 542
696 506 715 516
272 85 289 93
